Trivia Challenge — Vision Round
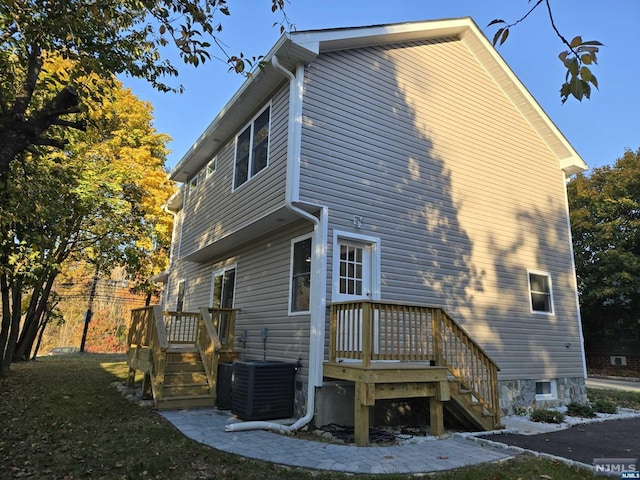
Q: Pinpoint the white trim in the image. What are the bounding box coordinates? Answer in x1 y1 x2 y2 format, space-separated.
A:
527 269 555 315
209 264 238 309
562 173 588 378
232 102 272 192
288 233 313 316
535 379 558 401
332 230 381 302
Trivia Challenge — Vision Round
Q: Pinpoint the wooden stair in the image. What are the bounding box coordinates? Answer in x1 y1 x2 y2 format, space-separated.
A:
445 379 501 431
155 345 216 410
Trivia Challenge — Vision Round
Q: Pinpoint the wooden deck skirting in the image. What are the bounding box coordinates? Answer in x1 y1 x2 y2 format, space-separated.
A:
326 301 501 445
323 362 450 446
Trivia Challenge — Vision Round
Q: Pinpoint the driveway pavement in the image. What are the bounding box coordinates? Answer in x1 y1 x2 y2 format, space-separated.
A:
587 376 640 393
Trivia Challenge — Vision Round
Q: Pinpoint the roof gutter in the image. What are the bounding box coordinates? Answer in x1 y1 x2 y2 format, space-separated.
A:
226 55 328 434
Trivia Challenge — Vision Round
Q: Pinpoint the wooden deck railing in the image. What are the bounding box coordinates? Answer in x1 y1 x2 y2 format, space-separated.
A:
162 311 200 343
196 308 220 396
329 300 500 422
128 305 168 403
127 307 238 403
207 307 239 352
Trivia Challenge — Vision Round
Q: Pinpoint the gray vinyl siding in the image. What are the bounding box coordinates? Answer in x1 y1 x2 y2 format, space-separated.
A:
178 83 290 259
299 38 583 381
166 220 314 382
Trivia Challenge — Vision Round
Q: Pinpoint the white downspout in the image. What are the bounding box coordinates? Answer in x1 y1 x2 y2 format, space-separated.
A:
226 56 328 433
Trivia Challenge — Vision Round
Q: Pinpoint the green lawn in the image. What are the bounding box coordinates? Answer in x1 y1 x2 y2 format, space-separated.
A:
0 355 598 479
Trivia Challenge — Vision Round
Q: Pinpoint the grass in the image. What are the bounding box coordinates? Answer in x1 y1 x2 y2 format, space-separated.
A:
1 355 598 480
587 386 640 410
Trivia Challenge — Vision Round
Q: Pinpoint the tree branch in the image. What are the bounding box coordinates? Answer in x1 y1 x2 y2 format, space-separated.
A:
51 118 86 131
32 137 68 149
543 0 579 58
31 86 81 127
505 0 545 30
12 42 43 117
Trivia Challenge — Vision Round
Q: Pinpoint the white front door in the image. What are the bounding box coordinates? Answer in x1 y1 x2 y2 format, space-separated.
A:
333 235 380 356
333 239 373 302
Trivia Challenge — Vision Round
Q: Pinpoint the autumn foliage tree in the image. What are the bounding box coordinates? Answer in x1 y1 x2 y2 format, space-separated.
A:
567 149 640 346
0 0 290 175
0 57 174 374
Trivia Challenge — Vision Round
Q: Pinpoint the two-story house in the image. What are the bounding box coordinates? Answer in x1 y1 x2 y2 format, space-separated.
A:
133 17 588 445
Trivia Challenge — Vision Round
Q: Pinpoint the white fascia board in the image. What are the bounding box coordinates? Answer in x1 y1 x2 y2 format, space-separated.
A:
458 24 588 175
290 17 471 53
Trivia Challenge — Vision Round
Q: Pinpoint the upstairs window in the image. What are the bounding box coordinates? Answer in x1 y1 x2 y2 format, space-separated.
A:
234 105 271 189
528 271 554 314
186 175 198 204
206 157 217 177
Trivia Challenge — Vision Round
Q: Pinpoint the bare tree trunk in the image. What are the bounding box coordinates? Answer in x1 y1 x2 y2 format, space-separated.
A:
0 272 12 376
2 277 23 375
31 315 50 360
14 271 57 361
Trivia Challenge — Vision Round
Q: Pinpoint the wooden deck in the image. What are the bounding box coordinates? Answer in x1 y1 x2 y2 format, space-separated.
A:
324 362 450 446
327 301 502 445
127 300 501 445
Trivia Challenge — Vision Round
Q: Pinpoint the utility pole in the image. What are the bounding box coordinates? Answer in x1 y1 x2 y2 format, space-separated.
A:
79 272 99 353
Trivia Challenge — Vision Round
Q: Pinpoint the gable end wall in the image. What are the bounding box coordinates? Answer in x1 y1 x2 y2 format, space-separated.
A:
299 38 583 381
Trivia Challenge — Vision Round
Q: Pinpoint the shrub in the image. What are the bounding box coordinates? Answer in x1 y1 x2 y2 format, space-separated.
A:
592 399 617 414
566 402 596 418
530 408 566 424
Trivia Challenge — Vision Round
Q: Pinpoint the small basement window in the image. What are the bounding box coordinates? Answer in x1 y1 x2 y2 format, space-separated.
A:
610 356 627 366
535 380 557 400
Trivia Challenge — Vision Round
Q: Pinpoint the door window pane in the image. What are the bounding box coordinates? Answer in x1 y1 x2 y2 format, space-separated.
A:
339 244 364 295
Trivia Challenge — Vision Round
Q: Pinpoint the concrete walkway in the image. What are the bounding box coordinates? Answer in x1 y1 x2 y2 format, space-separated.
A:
160 409 515 475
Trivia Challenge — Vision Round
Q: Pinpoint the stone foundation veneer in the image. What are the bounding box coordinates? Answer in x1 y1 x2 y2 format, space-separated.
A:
499 377 587 416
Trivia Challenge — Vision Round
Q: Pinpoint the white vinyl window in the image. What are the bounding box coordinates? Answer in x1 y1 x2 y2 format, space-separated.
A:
206 157 217 177
528 270 554 314
176 280 185 312
186 175 199 204
535 380 557 400
290 235 312 314
234 105 271 189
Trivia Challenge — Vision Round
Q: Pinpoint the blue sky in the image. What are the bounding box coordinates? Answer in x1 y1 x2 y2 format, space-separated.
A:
123 1 640 172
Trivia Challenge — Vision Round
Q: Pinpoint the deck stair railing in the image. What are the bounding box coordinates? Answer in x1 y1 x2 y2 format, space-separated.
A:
329 300 500 425
127 306 237 407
